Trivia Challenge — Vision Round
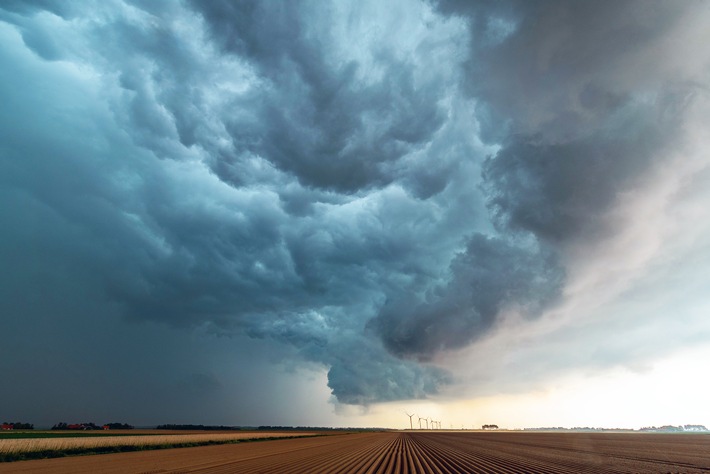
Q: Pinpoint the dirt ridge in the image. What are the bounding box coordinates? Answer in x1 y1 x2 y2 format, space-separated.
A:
2 431 709 473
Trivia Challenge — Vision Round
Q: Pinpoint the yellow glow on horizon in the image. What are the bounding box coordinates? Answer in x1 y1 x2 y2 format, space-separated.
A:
344 345 710 430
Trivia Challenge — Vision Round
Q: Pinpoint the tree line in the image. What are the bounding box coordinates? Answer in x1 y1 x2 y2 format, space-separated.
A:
51 422 133 430
1 422 34 430
156 424 242 431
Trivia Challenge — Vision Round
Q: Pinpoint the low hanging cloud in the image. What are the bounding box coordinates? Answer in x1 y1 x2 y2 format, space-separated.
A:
371 234 563 358
2 0 709 411
483 111 676 244
0 0 470 405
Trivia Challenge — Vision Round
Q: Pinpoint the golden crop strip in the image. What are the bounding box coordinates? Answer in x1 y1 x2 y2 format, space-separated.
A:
0 432 316 454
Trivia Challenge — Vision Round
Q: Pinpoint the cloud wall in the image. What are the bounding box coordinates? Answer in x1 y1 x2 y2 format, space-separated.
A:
2 0 709 409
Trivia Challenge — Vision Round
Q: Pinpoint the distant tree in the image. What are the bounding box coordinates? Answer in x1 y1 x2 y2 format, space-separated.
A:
11 422 34 430
683 424 708 431
52 422 68 430
156 424 239 431
104 422 134 430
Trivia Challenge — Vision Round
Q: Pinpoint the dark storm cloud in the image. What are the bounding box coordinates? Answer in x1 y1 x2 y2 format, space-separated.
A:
0 0 71 18
435 0 705 140
366 0 698 360
326 338 451 405
189 0 448 192
482 113 674 243
428 0 708 249
372 234 563 358
390 0 710 371
2 0 706 418
0 0 466 407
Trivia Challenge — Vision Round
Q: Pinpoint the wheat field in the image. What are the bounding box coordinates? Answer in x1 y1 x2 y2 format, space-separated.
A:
0 431 316 455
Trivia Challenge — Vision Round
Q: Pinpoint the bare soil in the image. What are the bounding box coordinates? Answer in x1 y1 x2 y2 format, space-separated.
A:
1 430 709 473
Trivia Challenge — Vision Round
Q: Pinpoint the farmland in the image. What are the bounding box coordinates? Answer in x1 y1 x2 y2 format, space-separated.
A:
1 430 709 473
0 430 319 463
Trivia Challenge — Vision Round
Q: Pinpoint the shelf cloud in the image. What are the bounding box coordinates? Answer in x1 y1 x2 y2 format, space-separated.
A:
2 0 709 423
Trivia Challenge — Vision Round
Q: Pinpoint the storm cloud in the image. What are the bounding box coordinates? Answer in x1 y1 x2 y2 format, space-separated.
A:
2 0 709 423
372 234 563 358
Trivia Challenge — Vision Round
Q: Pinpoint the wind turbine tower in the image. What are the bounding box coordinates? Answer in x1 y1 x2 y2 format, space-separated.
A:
418 416 426 430
405 412 415 430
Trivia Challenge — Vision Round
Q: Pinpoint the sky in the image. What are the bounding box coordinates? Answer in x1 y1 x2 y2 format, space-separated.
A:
1 0 710 430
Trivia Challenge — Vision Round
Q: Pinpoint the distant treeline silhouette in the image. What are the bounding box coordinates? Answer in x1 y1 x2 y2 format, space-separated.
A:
51 422 133 430
1 422 33 430
156 424 244 431
104 423 134 429
155 424 382 431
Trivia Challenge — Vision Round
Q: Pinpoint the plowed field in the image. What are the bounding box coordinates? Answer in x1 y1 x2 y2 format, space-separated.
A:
2 431 709 473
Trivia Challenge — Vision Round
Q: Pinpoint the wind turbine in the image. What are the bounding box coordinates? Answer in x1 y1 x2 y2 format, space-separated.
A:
405 412 415 430
418 416 426 430
425 418 430 430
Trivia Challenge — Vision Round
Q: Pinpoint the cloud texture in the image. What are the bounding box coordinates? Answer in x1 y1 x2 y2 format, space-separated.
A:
2 0 710 418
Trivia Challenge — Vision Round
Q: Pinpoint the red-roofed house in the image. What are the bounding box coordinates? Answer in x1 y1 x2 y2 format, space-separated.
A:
1 423 13 430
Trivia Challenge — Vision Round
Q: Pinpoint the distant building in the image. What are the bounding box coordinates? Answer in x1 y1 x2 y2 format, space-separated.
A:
103 425 110 430
1 423 13 430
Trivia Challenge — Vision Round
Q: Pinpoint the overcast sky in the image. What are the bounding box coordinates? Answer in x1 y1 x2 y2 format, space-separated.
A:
2 0 710 429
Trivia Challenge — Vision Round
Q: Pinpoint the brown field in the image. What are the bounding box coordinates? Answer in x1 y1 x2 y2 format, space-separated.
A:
2 430 710 473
